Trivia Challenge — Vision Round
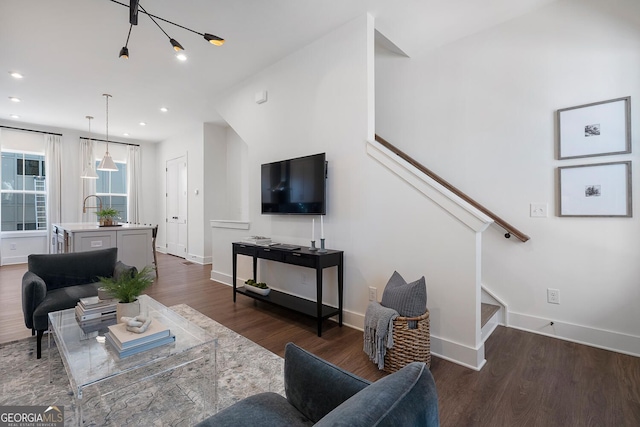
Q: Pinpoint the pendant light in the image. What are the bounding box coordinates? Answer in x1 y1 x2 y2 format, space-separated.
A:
81 115 99 179
97 93 118 172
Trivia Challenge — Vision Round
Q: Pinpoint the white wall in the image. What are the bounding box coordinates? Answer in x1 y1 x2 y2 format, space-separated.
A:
210 14 489 368
0 120 158 264
376 0 640 355
225 127 249 221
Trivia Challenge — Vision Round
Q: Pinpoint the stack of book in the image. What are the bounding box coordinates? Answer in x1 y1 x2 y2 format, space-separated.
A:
243 236 272 246
75 296 118 332
105 319 175 358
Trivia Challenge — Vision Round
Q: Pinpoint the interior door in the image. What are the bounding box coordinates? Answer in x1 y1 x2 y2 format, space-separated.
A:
166 156 188 258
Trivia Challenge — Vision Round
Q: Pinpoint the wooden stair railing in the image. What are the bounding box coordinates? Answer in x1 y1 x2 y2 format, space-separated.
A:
375 134 530 242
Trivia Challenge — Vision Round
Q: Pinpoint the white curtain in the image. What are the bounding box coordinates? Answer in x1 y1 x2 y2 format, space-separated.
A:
79 138 97 222
127 145 141 223
45 134 62 253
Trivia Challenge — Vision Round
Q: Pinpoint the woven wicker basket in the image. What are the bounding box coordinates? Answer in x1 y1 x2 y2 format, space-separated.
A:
383 310 431 373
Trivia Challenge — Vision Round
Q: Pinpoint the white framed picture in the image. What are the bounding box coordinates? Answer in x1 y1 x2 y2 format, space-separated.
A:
557 97 631 160
558 161 632 217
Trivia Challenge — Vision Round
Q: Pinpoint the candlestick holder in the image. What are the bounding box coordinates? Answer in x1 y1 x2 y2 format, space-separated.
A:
318 238 327 253
309 240 318 251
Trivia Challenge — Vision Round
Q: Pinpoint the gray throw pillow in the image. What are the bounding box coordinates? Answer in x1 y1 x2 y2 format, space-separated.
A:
380 271 426 317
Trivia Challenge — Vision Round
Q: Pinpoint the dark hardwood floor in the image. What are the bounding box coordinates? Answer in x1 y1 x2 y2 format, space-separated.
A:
2 253 639 426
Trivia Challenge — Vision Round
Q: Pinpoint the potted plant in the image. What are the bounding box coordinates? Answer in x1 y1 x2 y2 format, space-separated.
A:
96 207 120 226
99 266 155 321
244 279 270 296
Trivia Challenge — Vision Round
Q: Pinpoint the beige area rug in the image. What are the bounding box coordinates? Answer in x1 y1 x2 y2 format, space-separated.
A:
0 304 284 426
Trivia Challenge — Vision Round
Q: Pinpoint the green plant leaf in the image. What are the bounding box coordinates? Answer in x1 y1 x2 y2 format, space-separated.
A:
98 265 155 303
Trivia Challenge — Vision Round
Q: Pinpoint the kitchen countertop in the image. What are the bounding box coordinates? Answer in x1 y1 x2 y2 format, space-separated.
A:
52 223 153 231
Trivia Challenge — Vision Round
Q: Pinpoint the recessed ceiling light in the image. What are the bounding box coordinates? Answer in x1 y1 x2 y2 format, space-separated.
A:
123 133 130 136
160 107 168 113
9 97 21 102
9 72 23 79
176 53 187 61
139 122 146 126
10 114 20 119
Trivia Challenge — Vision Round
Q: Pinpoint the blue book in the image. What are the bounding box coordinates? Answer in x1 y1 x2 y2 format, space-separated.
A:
105 332 175 358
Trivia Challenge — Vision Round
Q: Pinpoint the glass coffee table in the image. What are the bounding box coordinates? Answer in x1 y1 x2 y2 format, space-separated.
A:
48 295 217 426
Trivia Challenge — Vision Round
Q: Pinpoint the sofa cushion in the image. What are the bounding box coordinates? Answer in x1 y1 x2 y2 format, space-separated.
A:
113 260 137 281
315 362 439 427
380 271 427 318
28 248 118 291
32 282 100 330
195 392 313 427
285 342 370 423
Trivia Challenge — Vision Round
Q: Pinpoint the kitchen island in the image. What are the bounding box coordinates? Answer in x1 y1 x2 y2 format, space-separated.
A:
52 223 153 271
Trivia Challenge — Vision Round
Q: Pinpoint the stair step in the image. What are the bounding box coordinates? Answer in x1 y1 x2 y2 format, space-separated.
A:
481 303 500 327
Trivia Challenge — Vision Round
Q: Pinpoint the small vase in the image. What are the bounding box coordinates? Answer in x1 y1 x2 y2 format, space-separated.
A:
116 300 140 322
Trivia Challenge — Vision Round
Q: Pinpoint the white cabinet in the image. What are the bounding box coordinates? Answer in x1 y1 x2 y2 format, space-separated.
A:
53 223 153 271
73 230 117 252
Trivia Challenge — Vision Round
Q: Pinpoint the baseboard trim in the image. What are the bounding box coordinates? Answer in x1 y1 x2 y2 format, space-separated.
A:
211 270 233 285
1 255 28 265
509 311 640 358
186 253 212 265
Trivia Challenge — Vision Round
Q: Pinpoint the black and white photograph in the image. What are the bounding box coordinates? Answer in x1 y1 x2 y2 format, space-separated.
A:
557 96 630 159
584 124 600 137
584 185 601 197
559 161 631 217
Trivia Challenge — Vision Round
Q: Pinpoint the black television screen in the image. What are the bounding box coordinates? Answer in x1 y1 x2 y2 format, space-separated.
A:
261 153 327 215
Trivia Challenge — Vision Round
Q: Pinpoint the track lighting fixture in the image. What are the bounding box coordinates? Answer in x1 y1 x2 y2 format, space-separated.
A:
109 0 225 60
119 24 132 59
170 38 184 52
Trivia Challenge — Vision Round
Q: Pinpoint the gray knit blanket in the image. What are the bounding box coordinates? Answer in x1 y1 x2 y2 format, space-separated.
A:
363 301 399 370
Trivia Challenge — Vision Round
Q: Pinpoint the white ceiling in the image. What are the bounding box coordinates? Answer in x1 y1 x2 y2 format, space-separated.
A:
0 0 556 143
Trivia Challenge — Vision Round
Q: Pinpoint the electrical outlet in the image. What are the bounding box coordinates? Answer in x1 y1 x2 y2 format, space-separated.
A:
547 288 560 304
368 287 377 301
9 243 17 250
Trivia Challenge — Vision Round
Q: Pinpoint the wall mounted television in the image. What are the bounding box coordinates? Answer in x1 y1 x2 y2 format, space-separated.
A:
261 153 327 215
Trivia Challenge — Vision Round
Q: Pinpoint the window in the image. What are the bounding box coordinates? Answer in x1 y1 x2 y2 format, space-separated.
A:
1 151 47 231
96 161 128 222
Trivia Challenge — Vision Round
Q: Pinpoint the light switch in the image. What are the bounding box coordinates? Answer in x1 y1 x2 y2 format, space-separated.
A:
530 203 548 218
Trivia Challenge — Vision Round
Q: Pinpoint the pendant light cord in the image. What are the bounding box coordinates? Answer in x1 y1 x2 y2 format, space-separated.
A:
104 93 111 154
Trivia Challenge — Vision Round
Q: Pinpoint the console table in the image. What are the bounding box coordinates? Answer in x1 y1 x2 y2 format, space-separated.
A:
232 242 344 336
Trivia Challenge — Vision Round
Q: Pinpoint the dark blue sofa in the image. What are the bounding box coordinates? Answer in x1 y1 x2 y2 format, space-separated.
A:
197 342 439 426
21 248 135 358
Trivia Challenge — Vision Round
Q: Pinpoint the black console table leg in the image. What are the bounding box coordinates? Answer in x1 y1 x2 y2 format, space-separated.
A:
232 252 237 302
338 254 344 327
316 267 323 337
253 257 257 281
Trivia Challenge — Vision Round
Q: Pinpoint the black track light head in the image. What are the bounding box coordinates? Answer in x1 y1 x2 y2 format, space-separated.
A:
204 33 225 46
119 46 129 59
170 38 184 52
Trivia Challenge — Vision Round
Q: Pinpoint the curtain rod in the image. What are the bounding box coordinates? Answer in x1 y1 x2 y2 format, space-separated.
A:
79 136 140 147
0 125 63 137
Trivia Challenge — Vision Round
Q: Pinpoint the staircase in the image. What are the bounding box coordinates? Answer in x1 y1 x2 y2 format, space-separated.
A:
481 286 508 343
368 134 522 368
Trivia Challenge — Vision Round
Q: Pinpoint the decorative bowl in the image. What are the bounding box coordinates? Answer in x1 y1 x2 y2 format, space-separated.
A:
244 284 271 296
